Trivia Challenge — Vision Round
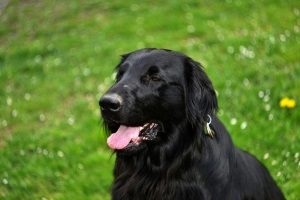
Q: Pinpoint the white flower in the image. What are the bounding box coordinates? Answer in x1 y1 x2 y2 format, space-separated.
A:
230 118 237 125
39 114 46 122
187 25 195 33
68 117 75 125
57 151 64 158
263 153 269 160
258 91 264 98
6 97 12 106
276 171 282 177
2 178 8 185
240 121 247 130
12 110 18 117
271 160 277 166
24 93 31 101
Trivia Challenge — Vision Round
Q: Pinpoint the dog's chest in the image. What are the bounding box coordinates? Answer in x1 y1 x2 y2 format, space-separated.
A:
112 174 210 200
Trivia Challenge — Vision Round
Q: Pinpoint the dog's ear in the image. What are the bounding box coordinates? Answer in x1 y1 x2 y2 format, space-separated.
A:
184 57 218 126
115 53 130 69
113 53 131 82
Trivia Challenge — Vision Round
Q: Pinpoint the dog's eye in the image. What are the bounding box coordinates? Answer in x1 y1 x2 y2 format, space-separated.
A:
148 66 161 81
150 74 161 81
141 74 161 84
141 66 162 84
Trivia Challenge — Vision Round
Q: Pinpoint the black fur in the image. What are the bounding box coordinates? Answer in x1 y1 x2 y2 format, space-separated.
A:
100 48 285 200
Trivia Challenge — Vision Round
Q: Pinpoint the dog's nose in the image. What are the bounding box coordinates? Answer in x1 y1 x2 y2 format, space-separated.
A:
99 93 122 112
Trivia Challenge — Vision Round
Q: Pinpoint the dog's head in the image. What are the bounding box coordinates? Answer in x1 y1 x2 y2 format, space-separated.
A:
99 48 217 155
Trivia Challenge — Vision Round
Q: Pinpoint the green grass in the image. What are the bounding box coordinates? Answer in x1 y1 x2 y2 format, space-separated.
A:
0 0 299 199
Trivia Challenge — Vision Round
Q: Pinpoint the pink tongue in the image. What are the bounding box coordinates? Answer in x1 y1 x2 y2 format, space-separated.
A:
107 125 140 150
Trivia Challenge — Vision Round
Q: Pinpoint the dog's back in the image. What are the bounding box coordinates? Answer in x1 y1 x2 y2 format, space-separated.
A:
232 149 285 200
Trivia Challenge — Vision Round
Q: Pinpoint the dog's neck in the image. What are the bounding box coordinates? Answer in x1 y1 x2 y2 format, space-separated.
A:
151 120 208 172
114 116 234 175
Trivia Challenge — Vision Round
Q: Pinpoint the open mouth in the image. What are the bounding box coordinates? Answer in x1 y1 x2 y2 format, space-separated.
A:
107 122 162 150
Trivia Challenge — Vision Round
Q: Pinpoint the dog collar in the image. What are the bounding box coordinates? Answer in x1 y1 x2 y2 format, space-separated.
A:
205 114 215 137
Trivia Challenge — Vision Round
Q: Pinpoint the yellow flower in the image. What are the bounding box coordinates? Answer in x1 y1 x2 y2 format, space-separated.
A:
279 97 289 108
279 97 296 109
286 99 296 108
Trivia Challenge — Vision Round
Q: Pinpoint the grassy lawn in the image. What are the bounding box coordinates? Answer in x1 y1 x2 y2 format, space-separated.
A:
0 0 299 199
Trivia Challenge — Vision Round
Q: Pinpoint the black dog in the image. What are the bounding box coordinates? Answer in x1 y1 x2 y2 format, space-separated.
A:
99 48 285 200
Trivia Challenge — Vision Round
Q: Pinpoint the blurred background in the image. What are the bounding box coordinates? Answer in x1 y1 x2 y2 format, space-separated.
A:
0 0 299 199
